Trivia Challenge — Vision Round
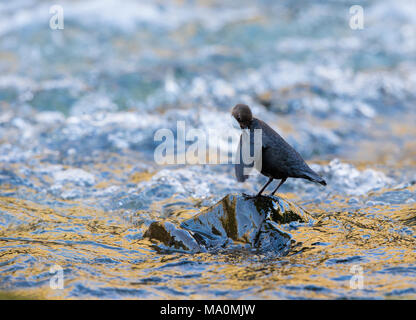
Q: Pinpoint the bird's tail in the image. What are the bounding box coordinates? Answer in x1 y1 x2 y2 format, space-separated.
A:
318 178 327 186
303 170 327 186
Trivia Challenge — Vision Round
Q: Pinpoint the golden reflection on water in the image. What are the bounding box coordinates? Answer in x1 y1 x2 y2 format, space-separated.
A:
1 183 415 299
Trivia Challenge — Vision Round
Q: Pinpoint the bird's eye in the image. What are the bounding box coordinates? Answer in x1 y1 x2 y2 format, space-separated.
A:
237 116 241 121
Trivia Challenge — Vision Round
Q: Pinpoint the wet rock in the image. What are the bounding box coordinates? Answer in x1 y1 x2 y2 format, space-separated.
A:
144 221 202 253
144 193 312 254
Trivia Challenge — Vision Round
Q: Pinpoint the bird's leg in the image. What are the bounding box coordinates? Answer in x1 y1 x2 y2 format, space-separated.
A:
256 177 273 197
271 177 287 195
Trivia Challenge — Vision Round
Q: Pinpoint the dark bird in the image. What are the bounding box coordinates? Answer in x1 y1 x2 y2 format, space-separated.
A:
232 104 326 197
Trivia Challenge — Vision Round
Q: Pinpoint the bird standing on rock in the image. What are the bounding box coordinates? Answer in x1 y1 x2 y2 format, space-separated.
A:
232 104 326 197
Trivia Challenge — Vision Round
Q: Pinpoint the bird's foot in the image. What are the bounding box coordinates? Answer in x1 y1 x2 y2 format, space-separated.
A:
242 192 271 199
242 192 262 199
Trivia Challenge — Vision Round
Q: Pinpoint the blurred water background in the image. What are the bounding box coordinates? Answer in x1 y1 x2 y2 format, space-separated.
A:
0 0 415 299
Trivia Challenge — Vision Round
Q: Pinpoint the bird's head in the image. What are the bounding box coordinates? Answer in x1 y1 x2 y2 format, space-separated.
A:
231 104 253 129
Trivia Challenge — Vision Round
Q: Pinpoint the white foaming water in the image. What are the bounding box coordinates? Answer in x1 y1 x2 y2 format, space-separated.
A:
311 159 394 196
53 168 96 187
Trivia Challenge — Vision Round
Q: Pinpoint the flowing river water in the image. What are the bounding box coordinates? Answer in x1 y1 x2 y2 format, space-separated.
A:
0 0 415 299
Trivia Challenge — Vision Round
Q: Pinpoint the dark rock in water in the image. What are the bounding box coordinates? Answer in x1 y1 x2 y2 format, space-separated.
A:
143 193 312 254
143 221 203 253
181 193 311 253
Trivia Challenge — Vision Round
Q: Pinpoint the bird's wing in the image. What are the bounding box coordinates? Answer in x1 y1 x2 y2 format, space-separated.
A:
258 119 320 178
259 120 277 150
